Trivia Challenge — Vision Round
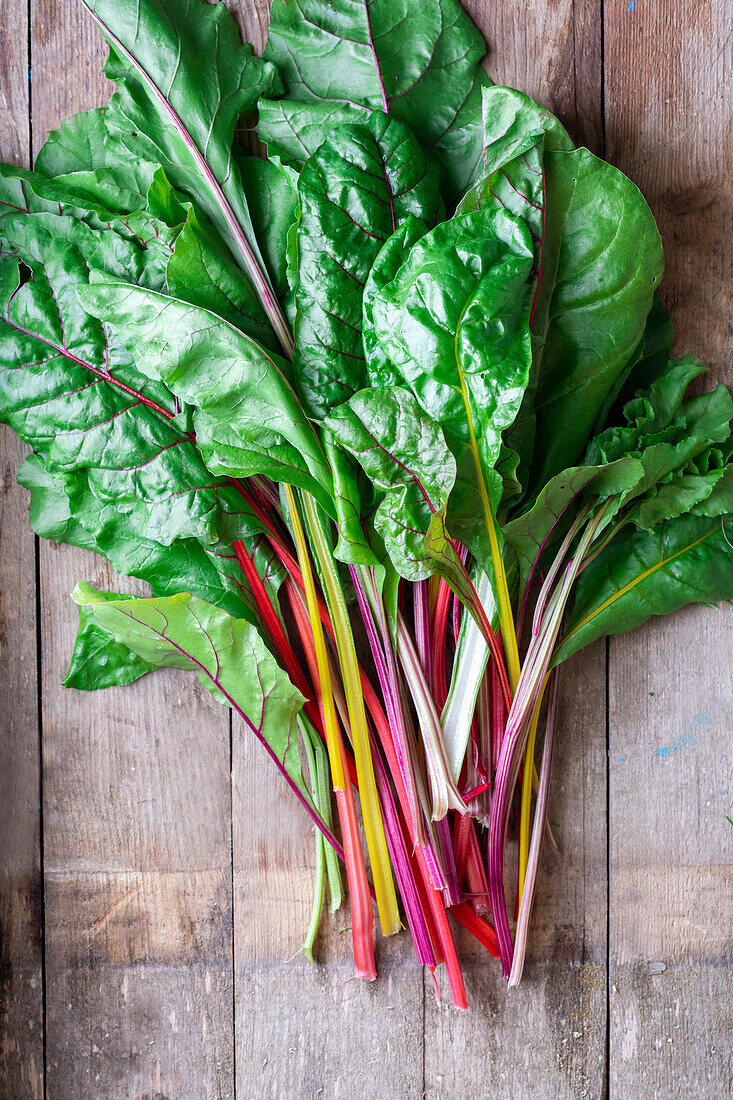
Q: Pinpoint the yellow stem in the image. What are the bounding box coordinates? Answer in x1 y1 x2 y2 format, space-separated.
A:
453 348 520 691
301 493 400 937
518 674 549 901
282 485 345 790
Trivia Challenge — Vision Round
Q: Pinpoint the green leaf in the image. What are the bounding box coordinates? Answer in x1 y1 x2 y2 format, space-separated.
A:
325 387 457 581
503 458 646 596
522 147 664 494
605 294 674 422
241 155 299 303
585 357 733 532
261 0 490 198
294 112 441 419
554 513 733 664
455 87 573 492
71 583 311 803
166 201 277 349
370 207 534 563
63 594 157 691
17 456 261 622
362 216 430 388
0 226 250 548
75 0 284 335
78 279 335 514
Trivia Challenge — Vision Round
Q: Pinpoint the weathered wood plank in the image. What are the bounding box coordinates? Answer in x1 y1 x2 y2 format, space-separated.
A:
424 4 608 1095
605 2 733 1095
233 739 424 1098
0 5 44 1097
29 1 235 1095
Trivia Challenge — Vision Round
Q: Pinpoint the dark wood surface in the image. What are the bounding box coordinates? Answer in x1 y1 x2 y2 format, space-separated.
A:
0 1 730 1097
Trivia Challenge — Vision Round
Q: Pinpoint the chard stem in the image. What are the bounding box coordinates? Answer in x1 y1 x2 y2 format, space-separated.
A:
301 492 400 938
282 484 376 977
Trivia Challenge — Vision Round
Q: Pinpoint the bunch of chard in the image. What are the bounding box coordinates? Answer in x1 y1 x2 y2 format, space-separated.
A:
1 0 731 1006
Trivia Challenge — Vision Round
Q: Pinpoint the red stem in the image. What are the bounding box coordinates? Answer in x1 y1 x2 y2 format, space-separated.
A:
431 579 452 710
449 902 499 959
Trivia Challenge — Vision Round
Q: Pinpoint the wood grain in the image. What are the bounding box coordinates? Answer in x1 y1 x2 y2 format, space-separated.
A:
0 0 730 1095
605 2 733 1096
29 2 235 1095
0 3 44 1097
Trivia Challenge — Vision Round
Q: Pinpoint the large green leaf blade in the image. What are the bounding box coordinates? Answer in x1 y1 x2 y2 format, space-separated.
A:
294 112 441 420
71 583 311 803
75 0 287 345
370 206 534 564
261 0 490 197
0 223 251 549
17 455 264 622
78 279 335 513
524 147 664 494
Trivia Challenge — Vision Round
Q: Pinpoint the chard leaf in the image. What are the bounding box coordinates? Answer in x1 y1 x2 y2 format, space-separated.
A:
71 583 311 803
370 207 534 564
64 594 156 691
554 514 733 664
585 357 733 531
78 280 335 515
166 201 277 350
325 387 457 581
689 464 733 517
522 147 664 494
455 86 573 491
75 0 285 339
0 229 252 548
294 112 441 419
362 216 430 388
240 155 299 303
260 0 490 198
1 160 277 344
18 455 266 622
604 294 674 423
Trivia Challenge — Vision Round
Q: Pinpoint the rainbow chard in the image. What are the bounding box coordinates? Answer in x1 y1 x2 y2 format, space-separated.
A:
0 0 729 1007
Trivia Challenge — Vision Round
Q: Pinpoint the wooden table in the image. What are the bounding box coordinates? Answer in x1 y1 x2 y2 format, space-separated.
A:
0 1 731 1096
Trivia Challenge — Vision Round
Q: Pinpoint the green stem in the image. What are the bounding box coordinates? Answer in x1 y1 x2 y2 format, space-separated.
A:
301 721 326 963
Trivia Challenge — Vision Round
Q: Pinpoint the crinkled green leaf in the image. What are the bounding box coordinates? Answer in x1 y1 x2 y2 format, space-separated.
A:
554 514 733 664
325 387 457 580
585 357 733 531
0 226 251 548
362 216 430 388
78 279 335 515
71 583 310 802
294 112 441 419
370 207 534 564
17 455 263 622
261 0 490 198
456 87 573 493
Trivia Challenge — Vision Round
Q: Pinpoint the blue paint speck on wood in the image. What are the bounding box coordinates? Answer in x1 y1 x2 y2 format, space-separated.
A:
627 0 635 10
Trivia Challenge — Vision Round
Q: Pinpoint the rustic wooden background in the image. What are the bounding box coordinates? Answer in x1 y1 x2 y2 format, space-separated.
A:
0 0 731 1096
